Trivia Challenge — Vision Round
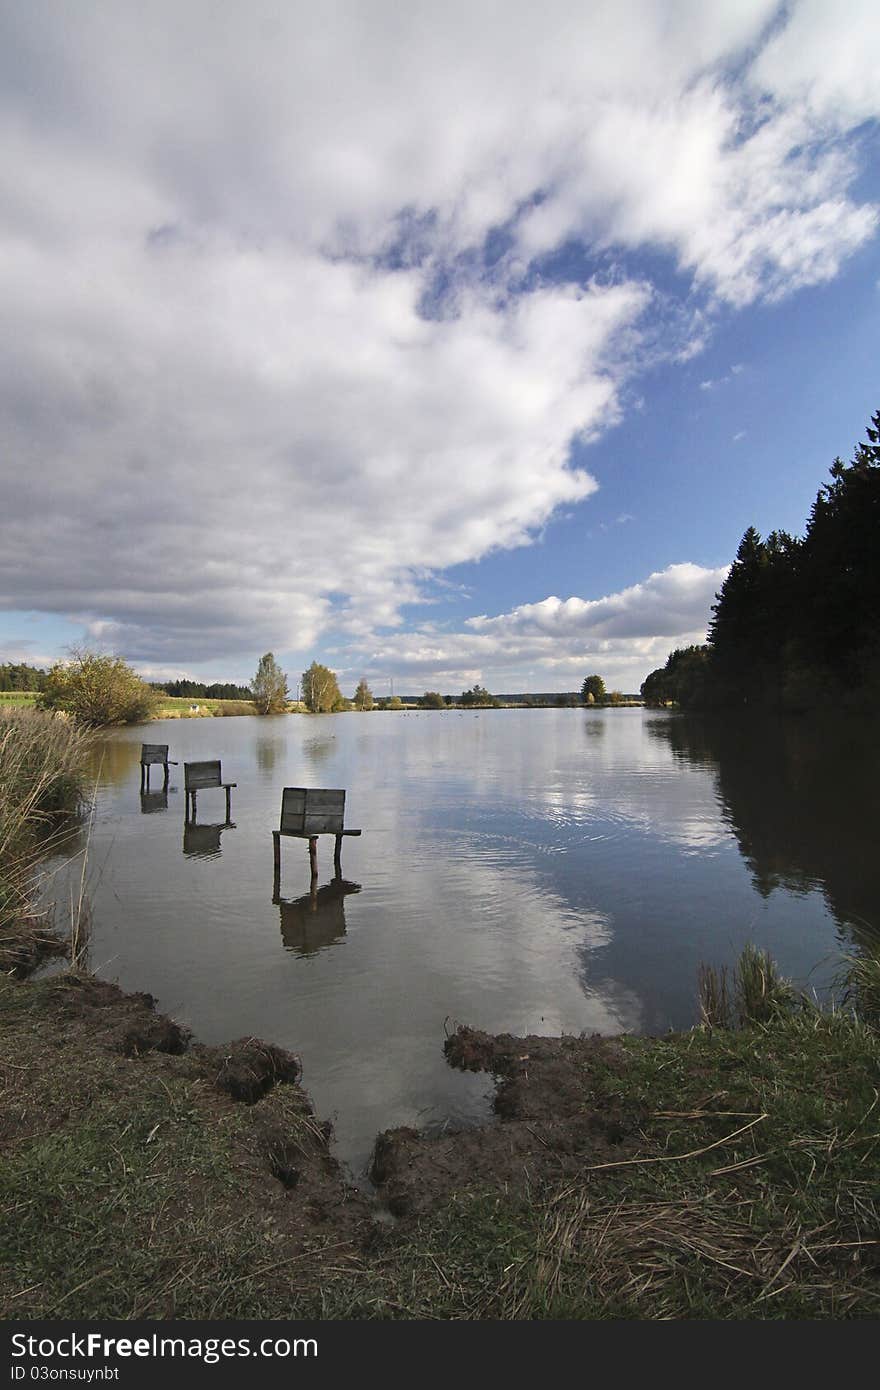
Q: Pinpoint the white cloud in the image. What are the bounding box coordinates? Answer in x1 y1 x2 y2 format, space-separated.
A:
0 2 876 667
351 562 728 692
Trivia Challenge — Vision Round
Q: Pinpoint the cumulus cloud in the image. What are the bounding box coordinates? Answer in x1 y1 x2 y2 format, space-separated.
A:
351 562 729 692
0 2 876 668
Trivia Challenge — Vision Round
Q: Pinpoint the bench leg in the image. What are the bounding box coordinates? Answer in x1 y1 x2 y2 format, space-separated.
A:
272 831 281 899
190 789 197 822
163 763 170 789
334 833 343 875
225 785 232 823
308 835 318 882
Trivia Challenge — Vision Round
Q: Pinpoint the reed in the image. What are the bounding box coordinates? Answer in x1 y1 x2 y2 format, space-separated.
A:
0 707 92 972
733 943 796 1026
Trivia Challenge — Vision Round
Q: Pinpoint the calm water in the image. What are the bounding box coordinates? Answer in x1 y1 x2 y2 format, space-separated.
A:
43 708 879 1178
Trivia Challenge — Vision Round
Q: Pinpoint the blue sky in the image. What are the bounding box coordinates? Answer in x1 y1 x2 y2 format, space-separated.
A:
1 1 878 694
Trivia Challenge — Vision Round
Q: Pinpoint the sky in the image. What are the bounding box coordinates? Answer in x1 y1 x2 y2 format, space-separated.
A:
1 1 878 696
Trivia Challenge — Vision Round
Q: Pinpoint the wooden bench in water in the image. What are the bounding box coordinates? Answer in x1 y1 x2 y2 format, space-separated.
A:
272 787 362 886
140 743 177 791
183 760 237 823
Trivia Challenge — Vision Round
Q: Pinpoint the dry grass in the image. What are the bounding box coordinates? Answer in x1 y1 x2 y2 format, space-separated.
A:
495 1182 880 1319
0 707 91 857
0 707 92 972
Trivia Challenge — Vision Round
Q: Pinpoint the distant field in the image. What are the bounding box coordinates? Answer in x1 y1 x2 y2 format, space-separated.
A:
0 691 39 705
153 697 257 719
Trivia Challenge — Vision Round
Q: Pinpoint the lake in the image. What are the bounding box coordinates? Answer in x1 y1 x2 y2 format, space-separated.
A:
42 708 879 1179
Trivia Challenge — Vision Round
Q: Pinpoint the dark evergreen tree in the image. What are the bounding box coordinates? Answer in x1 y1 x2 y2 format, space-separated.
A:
675 406 880 710
799 410 880 685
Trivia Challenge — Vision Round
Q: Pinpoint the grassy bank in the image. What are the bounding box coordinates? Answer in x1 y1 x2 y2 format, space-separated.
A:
0 708 92 974
153 696 258 719
1 954 879 1319
0 693 261 719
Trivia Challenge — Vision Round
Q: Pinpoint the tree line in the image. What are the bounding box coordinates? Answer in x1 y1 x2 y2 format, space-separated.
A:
0 663 46 691
3 652 630 715
641 407 880 711
149 678 254 701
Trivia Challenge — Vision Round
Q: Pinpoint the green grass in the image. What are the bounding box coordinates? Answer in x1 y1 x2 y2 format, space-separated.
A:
0 691 39 706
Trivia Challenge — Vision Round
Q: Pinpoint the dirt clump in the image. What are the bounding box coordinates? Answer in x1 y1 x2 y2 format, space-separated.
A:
206 1038 303 1103
371 1025 642 1218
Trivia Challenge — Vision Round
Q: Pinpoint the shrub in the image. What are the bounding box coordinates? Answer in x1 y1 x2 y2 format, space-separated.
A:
40 649 156 726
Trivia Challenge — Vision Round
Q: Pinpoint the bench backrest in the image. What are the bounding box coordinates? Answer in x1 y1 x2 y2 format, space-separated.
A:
141 743 169 764
281 787 345 835
184 759 223 790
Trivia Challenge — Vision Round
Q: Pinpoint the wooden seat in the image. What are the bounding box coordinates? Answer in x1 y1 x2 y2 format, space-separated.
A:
140 743 177 790
273 787 361 885
183 759 236 823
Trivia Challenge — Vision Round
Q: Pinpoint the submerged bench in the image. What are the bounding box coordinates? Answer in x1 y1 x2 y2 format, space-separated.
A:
140 743 177 790
183 760 236 823
273 787 361 884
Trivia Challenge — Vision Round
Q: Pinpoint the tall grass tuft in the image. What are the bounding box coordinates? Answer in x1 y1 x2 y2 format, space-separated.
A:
0 707 91 860
840 950 880 1026
697 962 731 1029
698 946 797 1031
733 944 795 1026
0 707 92 972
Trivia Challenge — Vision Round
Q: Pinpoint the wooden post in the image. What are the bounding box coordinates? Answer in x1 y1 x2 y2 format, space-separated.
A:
308 835 318 881
190 789 197 822
225 785 232 823
334 833 343 874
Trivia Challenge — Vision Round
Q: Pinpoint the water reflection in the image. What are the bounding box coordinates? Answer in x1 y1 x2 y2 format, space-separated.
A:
647 714 880 944
303 735 336 765
182 821 236 859
140 789 169 815
93 737 142 787
275 875 362 957
255 736 284 774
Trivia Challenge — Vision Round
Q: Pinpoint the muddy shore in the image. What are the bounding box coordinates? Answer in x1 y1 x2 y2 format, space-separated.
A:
2 968 879 1318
